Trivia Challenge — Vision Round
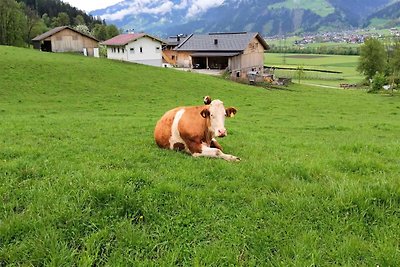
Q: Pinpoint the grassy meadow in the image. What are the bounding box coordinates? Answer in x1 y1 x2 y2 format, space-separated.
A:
1 46 400 265
265 53 362 87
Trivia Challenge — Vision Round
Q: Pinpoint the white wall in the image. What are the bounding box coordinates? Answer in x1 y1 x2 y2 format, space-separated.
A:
106 36 162 67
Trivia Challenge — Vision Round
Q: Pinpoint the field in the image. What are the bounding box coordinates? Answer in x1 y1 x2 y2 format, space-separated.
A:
1 46 400 265
265 53 362 87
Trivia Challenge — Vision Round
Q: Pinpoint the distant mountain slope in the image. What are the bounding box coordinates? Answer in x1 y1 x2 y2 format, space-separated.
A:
365 1 400 28
90 0 399 36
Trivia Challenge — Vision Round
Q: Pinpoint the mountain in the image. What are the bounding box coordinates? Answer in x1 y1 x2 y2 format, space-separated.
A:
365 1 400 28
90 0 400 37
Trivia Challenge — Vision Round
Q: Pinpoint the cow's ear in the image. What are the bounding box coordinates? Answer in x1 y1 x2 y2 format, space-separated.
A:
200 109 210 118
225 107 237 118
203 96 212 105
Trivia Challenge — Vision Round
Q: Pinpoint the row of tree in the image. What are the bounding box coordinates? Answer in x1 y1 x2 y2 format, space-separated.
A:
357 38 400 93
269 45 360 56
0 0 120 47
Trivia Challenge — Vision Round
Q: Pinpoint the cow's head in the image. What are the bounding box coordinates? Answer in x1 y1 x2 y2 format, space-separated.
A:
200 99 237 138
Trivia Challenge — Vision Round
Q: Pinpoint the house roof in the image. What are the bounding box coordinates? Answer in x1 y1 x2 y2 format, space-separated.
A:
175 32 269 52
32 26 99 42
102 33 165 46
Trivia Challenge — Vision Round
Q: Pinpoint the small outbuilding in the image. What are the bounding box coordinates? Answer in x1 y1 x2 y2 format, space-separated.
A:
32 26 99 57
102 33 165 67
173 32 269 78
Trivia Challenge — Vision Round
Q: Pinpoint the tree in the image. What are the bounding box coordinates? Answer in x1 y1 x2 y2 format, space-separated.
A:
92 24 107 41
0 0 26 46
357 38 387 81
295 65 305 84
24 4 41 45
52 12 70 27
387 41 400 95
73 14 85 26
106 24 120 39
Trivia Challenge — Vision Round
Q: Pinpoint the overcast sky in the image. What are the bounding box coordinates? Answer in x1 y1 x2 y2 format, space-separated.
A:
63 0 122 12
63 0 226 19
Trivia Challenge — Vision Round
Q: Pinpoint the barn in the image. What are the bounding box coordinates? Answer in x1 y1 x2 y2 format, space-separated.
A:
32 26 99 57
173 32 269 78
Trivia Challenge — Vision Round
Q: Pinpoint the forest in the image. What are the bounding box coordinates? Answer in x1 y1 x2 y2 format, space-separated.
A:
0 0 119 47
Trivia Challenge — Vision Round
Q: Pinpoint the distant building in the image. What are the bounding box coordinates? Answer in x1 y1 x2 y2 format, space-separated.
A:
172 32 269 78
102 33 165 67
32 26 99 57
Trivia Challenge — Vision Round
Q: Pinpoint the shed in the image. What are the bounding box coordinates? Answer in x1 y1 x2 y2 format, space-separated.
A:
173 32 269 78
32 26 99 57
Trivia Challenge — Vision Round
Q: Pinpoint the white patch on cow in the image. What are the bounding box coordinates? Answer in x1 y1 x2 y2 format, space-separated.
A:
209 99 227 137
169 109 187 151
193 143 240 161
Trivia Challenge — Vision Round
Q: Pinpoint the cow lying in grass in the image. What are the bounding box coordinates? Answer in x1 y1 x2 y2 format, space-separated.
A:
154 96 239 161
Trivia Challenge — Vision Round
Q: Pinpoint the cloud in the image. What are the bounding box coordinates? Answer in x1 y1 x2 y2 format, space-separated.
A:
187 0 225 17
100 0 225 21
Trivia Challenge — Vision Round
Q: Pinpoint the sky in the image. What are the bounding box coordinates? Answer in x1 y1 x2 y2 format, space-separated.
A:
63 0 122 12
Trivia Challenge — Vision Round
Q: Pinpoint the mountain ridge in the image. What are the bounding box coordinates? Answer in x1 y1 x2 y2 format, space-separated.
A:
90 0 400 37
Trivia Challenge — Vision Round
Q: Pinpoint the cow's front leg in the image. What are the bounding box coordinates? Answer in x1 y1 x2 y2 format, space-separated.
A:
193 144 240 161
210 138 223 151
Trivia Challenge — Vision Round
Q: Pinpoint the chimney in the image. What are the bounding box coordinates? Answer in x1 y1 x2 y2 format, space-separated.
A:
214 39 218 45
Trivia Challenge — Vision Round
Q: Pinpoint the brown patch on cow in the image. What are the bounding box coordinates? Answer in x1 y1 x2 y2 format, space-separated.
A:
173 142 185 151
211 140 223 151
154 108 179 149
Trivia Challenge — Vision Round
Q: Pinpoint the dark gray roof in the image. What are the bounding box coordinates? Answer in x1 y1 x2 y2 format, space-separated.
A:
32 26 99 42
176 32 269 52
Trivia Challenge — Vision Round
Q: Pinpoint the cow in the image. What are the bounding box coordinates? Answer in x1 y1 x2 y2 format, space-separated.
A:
154 97 240 161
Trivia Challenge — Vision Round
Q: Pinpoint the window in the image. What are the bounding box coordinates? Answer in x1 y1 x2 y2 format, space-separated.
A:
117 48 120 53
155 46 160 53
122 48 125 53
140 47 143 53
130 48 135 53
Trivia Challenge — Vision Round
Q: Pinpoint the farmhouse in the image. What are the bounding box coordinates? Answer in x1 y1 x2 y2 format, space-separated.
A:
32 26 99 57
162 34 187 67
102 33 165 67
173 32 269 78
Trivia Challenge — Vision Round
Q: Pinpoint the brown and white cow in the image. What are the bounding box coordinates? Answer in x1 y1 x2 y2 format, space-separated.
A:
154 97 239 161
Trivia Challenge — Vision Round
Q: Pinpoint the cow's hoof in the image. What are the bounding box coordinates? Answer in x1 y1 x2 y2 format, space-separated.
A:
226 155 240 162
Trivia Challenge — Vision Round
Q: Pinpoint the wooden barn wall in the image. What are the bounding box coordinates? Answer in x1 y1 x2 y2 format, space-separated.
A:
49 29 98 56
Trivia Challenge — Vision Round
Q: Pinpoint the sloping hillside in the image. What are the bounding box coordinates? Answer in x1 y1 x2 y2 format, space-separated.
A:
1 46 399 265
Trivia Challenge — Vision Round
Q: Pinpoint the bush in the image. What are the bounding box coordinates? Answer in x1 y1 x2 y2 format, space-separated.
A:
369 72 387 93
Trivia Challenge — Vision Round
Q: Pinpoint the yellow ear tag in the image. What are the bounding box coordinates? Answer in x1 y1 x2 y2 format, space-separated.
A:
230 113 235 118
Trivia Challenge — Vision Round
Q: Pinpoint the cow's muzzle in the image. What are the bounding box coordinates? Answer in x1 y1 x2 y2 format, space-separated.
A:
217 129 227 137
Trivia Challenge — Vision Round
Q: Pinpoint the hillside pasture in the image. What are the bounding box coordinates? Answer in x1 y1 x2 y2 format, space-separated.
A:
265 52 362 87
1 47 400 265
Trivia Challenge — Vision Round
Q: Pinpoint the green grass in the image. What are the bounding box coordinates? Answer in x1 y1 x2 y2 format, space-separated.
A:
1 46 400 265
269 0 334 17
265 53 362 86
